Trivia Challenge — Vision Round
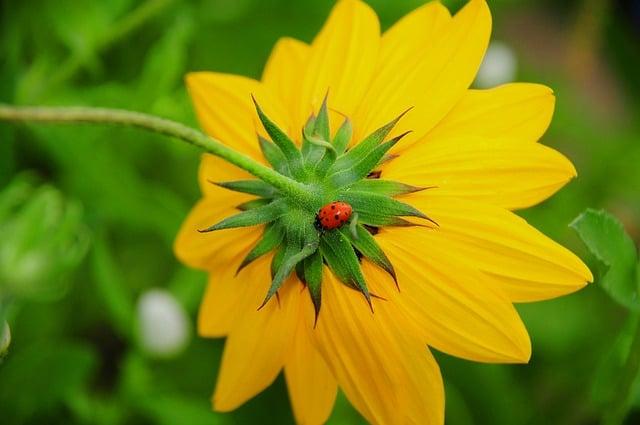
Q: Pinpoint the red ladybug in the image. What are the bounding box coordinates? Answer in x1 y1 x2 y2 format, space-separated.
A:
317 201 352 230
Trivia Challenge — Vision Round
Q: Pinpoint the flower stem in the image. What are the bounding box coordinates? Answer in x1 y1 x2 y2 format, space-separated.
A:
0 105 315 206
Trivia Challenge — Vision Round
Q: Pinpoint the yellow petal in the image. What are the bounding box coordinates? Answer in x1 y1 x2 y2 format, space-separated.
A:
284 313 337 425
425 83 556 144
299 0 379 128
186 72 291 159
311 270 444 425
354 0 491 150
213 274 300 411
198 255 271 338
198 152 253 197
382 137 577 210
262 37 310 131
367 234 532 364
173 195 259 271
403 194 593 302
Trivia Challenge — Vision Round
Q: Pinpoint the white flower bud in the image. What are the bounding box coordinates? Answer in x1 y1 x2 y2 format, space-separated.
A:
475 41 517 88
137 289 190 357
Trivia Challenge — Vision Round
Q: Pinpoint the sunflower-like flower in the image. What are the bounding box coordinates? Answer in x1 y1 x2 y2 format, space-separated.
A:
175 0 593 423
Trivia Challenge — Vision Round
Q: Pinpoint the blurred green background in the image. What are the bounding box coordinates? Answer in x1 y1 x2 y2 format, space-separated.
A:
0 0 639 424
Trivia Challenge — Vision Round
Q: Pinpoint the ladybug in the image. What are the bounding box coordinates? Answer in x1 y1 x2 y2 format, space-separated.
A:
317 201 352 230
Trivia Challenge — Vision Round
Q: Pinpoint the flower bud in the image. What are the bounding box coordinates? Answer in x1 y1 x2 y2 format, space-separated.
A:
0 175 89 301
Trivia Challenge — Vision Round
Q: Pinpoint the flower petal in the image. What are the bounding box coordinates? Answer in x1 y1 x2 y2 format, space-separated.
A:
262 37 310 130
186 71 291 159
213 274 300 411
403 194 593 302
425 83 556 144
173 195 259 271
198 255 270 338
198 152 253 197
284 315 337 425
382 137 577 210
299 0 379 127
311 271 444 425
354 0 491 150
368 233 532 364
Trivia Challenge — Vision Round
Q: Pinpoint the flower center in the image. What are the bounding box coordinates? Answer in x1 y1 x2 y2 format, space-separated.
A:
200 96 435 321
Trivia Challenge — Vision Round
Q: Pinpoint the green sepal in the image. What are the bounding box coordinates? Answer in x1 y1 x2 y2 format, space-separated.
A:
314 93 331 142
378 153 399 167
214 179 276 198
305 95 334 168
327 108 409 177
320 230 372 309
271 245 286 279
236 198 271 211
332 118 352 155
252 96 304 176
300 115 316 157
260 237 319 309
327 133 408 188
314 116 351 177
258 136 290 176
356 214 421 228
199 199 285 232
348 179 426 197
340 225 397 286
340 191 435 225
304 250 324 323
237 224 284 274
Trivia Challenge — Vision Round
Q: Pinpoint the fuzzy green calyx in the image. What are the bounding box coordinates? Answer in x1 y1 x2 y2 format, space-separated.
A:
201 95 435 320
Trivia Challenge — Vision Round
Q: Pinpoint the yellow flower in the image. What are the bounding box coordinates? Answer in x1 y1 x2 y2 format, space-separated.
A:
175 0 593 423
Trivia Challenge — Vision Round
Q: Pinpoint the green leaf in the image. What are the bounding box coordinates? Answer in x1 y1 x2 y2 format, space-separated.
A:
340 224 396 284
199 200 285 232
320 230 371 308
571 209 639 311
349 179 426 197
237 224 284 274
258 135 290 176
213 179 276 198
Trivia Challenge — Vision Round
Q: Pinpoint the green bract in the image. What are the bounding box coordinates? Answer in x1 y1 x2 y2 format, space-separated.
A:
200 96 435 319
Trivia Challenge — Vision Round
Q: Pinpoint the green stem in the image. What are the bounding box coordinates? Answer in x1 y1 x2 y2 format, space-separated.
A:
0 105 315 206
604 313 640 425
